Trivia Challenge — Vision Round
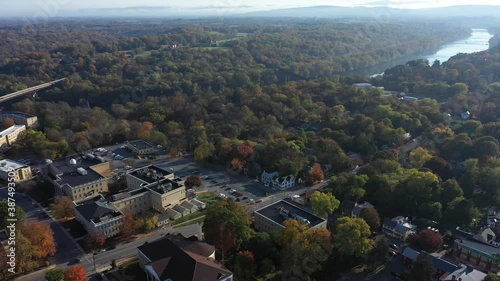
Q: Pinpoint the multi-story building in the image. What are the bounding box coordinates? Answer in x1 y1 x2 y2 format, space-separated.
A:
0 125 26 147
260 171 296 190
75 200 123 238
137 234 232 281
0 159 32 183
382 216 417 241
44 156 109 203
453 239 500 273
254 199 327 233
126 140 156 155
0 111 38 128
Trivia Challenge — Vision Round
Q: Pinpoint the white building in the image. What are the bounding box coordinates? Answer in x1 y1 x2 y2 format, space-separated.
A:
0 125 26 148
0 159 32 183
75 200 123 238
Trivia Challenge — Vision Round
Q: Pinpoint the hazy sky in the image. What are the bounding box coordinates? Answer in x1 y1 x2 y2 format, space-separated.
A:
2 0 499 17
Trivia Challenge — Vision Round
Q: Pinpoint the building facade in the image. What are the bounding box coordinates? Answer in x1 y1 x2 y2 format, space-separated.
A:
453 239 500 273
75 200 123 238
383 216 417 241
0 159 32 183
0 125 26 147
0 111 38 128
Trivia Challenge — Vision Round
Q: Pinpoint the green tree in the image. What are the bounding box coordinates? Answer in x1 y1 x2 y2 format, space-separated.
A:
485 273 500 281
419 202 443 222
46 268 65 281
234 251 256 280
309 191 340 219
405 253 436 281
203 199 254 255
332 217 374 257
246 232 274 260
328 173 368 202
360 207 381 231
444 197 474 226
441 179 463 206
0 201 25 229
460 158 479 198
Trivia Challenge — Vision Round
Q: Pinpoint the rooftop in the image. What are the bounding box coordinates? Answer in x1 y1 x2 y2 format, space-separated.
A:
75 200 122 224
255 199 325 228
51 156 106 188
0 159 27 172
128 140 154 150
456 239 500 260
147 178 184 194
0 111 36 118
110 187 149 202
129 165 172 184
0 125 25 137
138 235 230 281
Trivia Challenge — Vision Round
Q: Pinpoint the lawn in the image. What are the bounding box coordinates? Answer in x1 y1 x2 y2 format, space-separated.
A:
60 218 86 238
104 260 146 281
196 192 220 206
172 210 206 226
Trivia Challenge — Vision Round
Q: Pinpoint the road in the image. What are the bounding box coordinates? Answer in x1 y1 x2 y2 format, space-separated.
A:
0 78 66 104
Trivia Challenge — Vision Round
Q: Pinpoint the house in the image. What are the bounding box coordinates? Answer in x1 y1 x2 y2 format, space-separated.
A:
254 199 327 233
126 140 156 155
352 83 373 90
0 159 32 183
137 234 233 281
382 216 417 241
352 202 374 218
0 111 38 128
44 156 110 203
461 111 471 120
75 200 123 238
393 247 486 281
453 239 500 273
260 171 296 190
0 125 26 147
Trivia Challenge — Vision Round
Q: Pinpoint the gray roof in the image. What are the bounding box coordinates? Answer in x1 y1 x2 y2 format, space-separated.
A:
456 239 500 260
58 169 105 188
402 247 420 261
129 140 154 150
255 199 325 228
129 165 172 184
0 111 36 118
51 156 106 188
402 247 460 273
75 201 122 224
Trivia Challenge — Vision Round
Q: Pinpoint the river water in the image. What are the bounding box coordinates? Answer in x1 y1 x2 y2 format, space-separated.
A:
368 28 493 77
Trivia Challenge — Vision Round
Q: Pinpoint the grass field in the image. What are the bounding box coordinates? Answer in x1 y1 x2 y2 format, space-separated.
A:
172 210 206 226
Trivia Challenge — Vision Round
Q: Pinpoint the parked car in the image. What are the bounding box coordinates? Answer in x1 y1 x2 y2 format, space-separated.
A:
225 187 231 191
242 197 248 200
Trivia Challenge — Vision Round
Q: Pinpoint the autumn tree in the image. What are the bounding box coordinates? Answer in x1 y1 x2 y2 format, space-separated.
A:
306 163 324 185
120 209 137 237
234 251 256 279
0 246 8 280
414 230 443 252
409 147 432 168
46 268 65 281
310 191 340 219
332 217 374 257
83 232 106 251
136 121 154 139
185 176 202 188
64 265 87 281
2 117 15 129
50 196 75 219
203 199 253 256
360 207 381 231
21 220 56 259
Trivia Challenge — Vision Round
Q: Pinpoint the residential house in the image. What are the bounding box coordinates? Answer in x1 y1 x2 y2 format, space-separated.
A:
75 200 123 238
0 159 32 183
137 234 233 281
44 156 109 203
382 216 417 241
462 111 471 120
352 202 374 218
453 239 500 273
352 83 373 90
443 265 487 281
254 199 327 233
261 171 279 186
260 171 296 190
127 140 156 155
0 125 26 147
0 111 38 128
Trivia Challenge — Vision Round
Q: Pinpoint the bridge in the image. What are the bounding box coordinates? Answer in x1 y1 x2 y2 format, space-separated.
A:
0 78 66 104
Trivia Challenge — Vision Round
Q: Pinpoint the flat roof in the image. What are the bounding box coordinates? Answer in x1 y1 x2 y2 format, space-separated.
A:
75 200 122 224
456 239 500 260
0 125 25 137
147 178 184 194
129 140 154 150
0 159 27 172
51 156 106 188
129 165 172 184
255 199 325 228
0 111 36 118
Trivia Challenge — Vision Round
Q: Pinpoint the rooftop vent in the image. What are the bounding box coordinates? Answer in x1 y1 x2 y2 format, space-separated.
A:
77 167 88 175
69 159 77 165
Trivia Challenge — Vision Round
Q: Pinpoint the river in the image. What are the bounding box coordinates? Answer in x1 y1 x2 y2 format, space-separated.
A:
369 28 494 77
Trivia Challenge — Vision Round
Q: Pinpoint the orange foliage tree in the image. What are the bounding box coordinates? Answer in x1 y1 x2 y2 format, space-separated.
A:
120 209 136 237
64 265 87 281
21 221 56 259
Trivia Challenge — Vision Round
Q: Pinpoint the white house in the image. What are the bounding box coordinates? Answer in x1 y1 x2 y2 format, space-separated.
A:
261 171 279 186
274 175 296 190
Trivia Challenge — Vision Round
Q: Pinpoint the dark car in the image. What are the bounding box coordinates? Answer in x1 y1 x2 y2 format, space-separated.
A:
242 197 248 200
236 198 241 202
225 187 231 191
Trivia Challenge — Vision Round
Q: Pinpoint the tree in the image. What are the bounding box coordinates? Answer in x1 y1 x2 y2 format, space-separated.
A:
120 209 136 237
368 238 389 266
64 265 87 281
306 163 324 185
444 197 474 226
309 191 340 219
204 199 253 255
441 179 463 206
2 117 15 129
49 196 75 219
246 232 274 260
0 201 25 229
332 217 374 257
83 233 106 251
46 268 65 281
415 230 443 252
485 273 500 281
419 202 443 222
360 207 380 231
234 251 256 280
405 253 436 281
185 176 202 188
21 221 56 259
409 147 432 168
423 156 453 181
328 173 368 202
0 246 8 280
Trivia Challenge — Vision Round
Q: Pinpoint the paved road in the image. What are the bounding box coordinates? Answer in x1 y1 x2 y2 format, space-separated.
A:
0 78 66 104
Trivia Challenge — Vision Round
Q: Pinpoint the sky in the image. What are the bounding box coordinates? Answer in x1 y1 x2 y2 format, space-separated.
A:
2 0 499 17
